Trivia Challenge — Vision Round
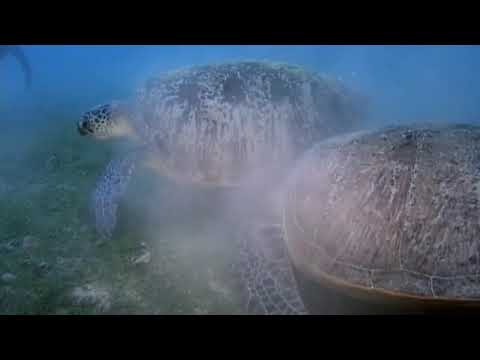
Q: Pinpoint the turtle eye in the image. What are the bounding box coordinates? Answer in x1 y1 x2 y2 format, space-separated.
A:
78 120 89 135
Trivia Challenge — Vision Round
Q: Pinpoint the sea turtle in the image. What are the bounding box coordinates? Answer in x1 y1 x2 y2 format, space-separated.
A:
77 60 368 315
0 45 32 89
77 61 367 241
257 123 480 314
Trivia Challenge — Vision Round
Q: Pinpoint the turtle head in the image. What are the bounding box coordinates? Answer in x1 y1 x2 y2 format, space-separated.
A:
77 101 134 139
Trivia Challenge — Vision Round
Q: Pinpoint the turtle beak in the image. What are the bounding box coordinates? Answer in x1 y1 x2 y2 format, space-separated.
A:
77 121 89 136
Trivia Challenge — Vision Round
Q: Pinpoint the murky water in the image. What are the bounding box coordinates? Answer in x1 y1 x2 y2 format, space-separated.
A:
2 45 480 314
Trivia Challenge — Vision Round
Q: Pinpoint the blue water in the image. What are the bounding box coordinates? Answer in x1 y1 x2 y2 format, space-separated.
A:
1 45 480 314
2 45 480 128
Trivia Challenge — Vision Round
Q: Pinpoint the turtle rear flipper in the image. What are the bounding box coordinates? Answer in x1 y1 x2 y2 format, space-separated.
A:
0 45 32 90
91 150 142 241
234 224 308 315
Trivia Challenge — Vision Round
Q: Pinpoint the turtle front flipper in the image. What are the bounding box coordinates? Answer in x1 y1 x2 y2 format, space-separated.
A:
91 150 142 241
234 224 308 315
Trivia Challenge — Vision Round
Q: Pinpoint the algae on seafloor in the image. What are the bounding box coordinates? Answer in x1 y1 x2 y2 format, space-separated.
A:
0 116 242 314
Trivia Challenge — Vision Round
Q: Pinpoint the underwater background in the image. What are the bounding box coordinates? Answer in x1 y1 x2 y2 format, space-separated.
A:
1 45 480 314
